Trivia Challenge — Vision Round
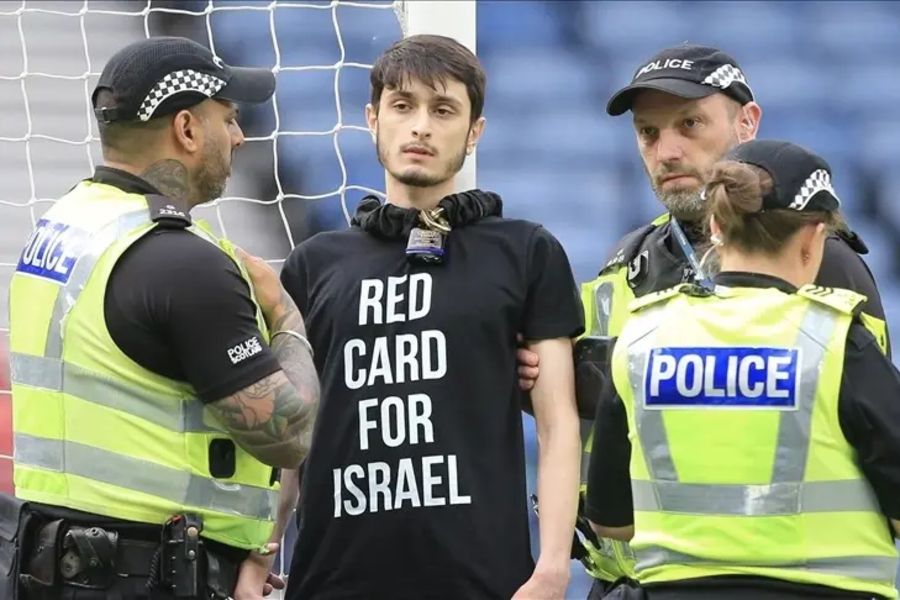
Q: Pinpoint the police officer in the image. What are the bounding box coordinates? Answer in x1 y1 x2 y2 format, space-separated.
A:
517 44 891 592
5 37 320 599
586 139 900 599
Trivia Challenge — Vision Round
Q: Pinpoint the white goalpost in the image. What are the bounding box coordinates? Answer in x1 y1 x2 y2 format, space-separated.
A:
0 0 476 592
397 0 477 192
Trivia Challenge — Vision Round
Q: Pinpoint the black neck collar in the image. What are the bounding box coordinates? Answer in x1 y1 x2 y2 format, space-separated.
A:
351 189 503 239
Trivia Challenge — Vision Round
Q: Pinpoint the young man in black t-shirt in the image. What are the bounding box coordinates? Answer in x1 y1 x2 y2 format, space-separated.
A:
267 35 584 599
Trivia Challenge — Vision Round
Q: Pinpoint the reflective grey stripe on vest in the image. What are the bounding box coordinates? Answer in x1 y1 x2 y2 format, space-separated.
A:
632 478 880 515
628 302 880 516
10 353 217 434
14 209 219 434
626 305 677 480
44 209 150 359
635 546 899 584
580 419 593 486
15 434 276 521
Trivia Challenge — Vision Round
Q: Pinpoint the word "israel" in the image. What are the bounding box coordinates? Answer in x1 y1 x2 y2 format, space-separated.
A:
16 219 89 284
644 347 799 408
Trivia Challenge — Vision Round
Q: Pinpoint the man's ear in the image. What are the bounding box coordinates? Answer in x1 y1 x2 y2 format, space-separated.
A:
738 101 762 143
172 108 202 154
467 116 486 155
365 103 378 141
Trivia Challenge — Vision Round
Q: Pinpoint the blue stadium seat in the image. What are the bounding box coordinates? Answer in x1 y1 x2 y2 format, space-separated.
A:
832 62 900 111
210 8 277 68
338 66 374 127
803 1 900 60
873 168 900 232
738 58 836 111
333 3 404 65
579 1 695 54
271 4 344 53
477 1 568 51
858 121 900 169
480 166 625 282
851 220 894 277
757 110 858 164
482 49 597 107
275 103 339 136
687 2 796 59
480 104 629 168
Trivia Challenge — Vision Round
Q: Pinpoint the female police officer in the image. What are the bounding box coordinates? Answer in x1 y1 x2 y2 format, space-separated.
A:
585 139 900 599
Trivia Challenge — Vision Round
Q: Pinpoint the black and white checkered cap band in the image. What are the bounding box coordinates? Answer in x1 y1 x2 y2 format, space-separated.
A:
702 64 752 94
137 69 227 121
789 169 838 210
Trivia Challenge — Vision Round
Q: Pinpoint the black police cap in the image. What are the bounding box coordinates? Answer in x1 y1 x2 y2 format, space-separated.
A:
726 140 841 212
607 44 754 116
92 36 275 124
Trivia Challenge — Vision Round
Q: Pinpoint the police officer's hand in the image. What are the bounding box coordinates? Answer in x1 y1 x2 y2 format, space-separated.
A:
233 542 285 599
236 248 291 325
517 334 540 392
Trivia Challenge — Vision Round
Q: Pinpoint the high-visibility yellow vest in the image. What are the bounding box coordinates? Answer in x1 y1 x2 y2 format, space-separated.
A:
611 282 898 598
576 213 891 582
9 180 278 550
574 214 667 581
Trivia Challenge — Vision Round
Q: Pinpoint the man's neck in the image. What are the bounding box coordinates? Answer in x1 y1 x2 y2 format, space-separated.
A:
384 173 455 211
105 158 192 206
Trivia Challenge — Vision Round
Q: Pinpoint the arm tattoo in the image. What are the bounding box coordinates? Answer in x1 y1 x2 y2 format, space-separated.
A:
141 159 190 203
209 292 320 468
270 288 306 334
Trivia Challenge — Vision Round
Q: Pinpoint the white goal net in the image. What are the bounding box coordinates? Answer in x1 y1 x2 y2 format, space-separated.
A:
0 0 423 587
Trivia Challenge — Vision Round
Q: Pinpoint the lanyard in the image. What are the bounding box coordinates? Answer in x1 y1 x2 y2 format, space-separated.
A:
669 217 714 290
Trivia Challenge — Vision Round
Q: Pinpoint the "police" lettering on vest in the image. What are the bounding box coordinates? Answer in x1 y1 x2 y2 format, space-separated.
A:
644 346 799 409
16 219 90 284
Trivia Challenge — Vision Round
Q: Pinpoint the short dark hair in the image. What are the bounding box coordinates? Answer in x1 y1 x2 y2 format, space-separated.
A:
370 34 486 122
95 89 169 153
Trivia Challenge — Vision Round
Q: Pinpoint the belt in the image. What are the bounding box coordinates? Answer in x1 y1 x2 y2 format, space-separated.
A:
22 519 240 597
109 538 159 577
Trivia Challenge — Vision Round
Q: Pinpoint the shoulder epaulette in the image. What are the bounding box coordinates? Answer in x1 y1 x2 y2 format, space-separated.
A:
598 214 670 275
146 193 192 229
797 284 867 315
628 284 684 312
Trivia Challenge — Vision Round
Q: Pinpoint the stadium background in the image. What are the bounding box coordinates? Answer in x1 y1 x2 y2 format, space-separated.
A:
2 1 900 596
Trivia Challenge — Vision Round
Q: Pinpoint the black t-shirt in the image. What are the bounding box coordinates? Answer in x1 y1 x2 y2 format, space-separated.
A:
280 209 583 599
94 167 281 403
586 271 900 598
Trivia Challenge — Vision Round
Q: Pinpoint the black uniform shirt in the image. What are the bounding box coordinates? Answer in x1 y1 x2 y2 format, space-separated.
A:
586 272 900 598
94 167 281 403
280 199 583 600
